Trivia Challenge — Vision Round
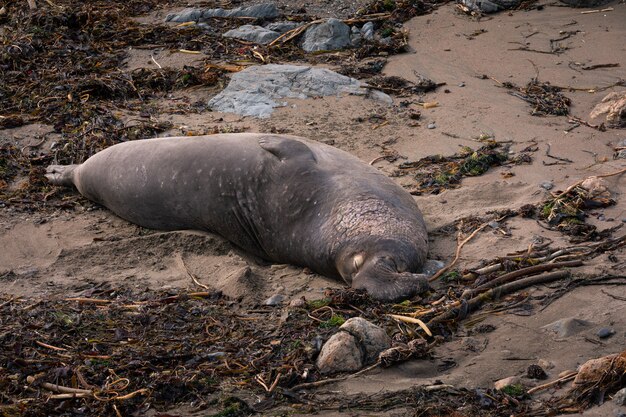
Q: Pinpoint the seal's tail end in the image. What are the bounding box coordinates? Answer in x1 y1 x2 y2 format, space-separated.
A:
45 164 78 187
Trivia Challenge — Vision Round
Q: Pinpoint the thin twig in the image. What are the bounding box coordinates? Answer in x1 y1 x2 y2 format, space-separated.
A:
176 253 209 290
429 222 490 282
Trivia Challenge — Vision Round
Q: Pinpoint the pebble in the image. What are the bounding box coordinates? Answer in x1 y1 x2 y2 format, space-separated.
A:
427 123 436 129
288 297 306 308
494 376 520 391
597 327 615 339
538 359 555 370
540 181 554 190
458 82 466 87
264 294 285 306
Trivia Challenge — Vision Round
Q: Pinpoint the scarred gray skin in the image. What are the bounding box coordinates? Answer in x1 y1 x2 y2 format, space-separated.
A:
46 133 429 302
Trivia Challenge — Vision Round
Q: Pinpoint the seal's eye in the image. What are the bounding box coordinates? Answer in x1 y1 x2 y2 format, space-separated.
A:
353 254 364 271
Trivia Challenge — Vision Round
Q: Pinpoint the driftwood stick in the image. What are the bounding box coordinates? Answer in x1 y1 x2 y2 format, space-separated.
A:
465 260 583 297
429 270 571 325
527 371 578 394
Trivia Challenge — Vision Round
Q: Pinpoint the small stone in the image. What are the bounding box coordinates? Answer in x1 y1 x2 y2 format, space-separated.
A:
614 387 626 406
488 221 500 229
427 123 436 129
494 376 521 391
542 317 592 338
540 181 554 190
360 22 375 40
597 327 615 339
458 82 466 87
538 359 555 370
264 294 285 306
289 297 306 308
421 259 444 277
527 364 548 380
316 331 362 374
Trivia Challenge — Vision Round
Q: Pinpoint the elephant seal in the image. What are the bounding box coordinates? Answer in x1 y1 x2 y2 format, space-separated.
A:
46 134 429 302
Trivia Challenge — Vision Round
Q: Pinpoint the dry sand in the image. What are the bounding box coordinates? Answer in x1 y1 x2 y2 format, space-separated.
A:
1 1 625 415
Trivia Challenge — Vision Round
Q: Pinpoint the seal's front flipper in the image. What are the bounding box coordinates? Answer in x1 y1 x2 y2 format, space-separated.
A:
45 165 78 187
258 136 316 163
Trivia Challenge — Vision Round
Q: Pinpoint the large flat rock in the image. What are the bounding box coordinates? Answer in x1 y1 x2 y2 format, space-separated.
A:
208 64 391 118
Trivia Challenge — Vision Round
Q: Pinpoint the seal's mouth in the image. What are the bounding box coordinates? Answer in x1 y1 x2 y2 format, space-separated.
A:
352 267 430 303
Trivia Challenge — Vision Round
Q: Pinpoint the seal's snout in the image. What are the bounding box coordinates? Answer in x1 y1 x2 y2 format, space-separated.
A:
352 269 431 303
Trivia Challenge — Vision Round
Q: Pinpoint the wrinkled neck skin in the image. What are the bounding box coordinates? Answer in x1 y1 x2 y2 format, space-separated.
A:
330 198 430 302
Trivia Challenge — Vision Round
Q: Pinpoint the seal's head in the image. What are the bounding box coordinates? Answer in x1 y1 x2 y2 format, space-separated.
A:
336 238 430 302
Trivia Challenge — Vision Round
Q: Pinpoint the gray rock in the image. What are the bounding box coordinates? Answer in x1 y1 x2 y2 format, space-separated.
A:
597 327 615 339
617 149 626 159
302 18 352 52
340 317 391 363
266 21 302 33
223 25 280 44
542 317 592 338
208 64 391 118
166 3 280 23
427 123 436 129
540 181 554 190
361 22 375 40
614 387 626 406
458 0 522 13
422 259 445 277
264 294 285 306
316 331 363 374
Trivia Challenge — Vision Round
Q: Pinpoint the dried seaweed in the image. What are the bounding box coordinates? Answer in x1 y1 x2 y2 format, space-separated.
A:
394 142 522 194
506 80 571 116
357 0 442 22
0 288 383 416
539 185 616 241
